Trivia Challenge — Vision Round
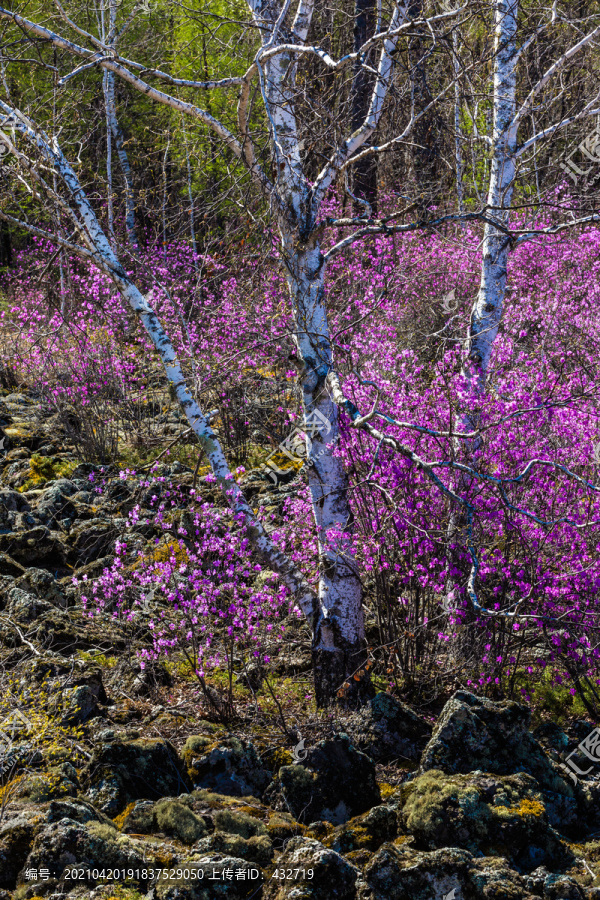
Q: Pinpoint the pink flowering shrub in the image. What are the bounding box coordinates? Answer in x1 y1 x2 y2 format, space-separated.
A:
76 470 289 712
3 206 600 707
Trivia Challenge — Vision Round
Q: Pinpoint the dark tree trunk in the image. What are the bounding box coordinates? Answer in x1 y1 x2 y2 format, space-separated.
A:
407 0 439 202
352 0 378 215
0 221 11 267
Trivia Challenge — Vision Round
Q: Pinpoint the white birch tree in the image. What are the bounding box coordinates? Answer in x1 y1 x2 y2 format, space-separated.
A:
464 0 600 421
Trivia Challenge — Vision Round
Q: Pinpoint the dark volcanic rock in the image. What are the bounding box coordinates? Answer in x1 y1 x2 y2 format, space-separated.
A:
0 552 25 578
347 692 432 763
34 478 79 526
264 733 381 825
67 518 118 564
0 808 47 890
83 736 189 815
13 566 67 608
183 735 270 798
356 844 538 900
419 690 578 830
0 526 67 566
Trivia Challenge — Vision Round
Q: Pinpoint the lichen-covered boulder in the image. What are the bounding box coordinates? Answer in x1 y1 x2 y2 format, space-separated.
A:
13 566 67 609
262 836 361 900
264 734 380 825
213 808 268 839
538 872 586 900
421 691 561 785
356 844 539 900
83 736 189 815
320 805 398 856
347 692 432 764
182 735 270 798
420 691 577 829
0 489 31 534
356 844 537 900
46 798 112 826
399 769 570 872
34 479 79 527
5 586 53 621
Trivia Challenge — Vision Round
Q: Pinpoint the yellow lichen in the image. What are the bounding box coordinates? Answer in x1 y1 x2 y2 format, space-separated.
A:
114 801 137 831
379 782 397 801
516 798 545 817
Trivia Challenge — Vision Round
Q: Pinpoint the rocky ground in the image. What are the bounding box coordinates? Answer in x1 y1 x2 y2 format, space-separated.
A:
0 389 600 900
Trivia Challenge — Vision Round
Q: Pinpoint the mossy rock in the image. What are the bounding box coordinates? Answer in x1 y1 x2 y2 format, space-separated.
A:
116 800 155 834
265 810 306 846
154 798 208 844
421 692 574 791
399 769 571 872
19 817 158 887
213 808 267 839
189 788 262 810
264 734 380 825
322 805 397 856
17 763 79 803
83 737 190 816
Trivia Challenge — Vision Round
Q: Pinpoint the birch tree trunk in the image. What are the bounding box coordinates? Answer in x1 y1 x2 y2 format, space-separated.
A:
463 0 518 416
280 224 369 704
105 68 138 249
